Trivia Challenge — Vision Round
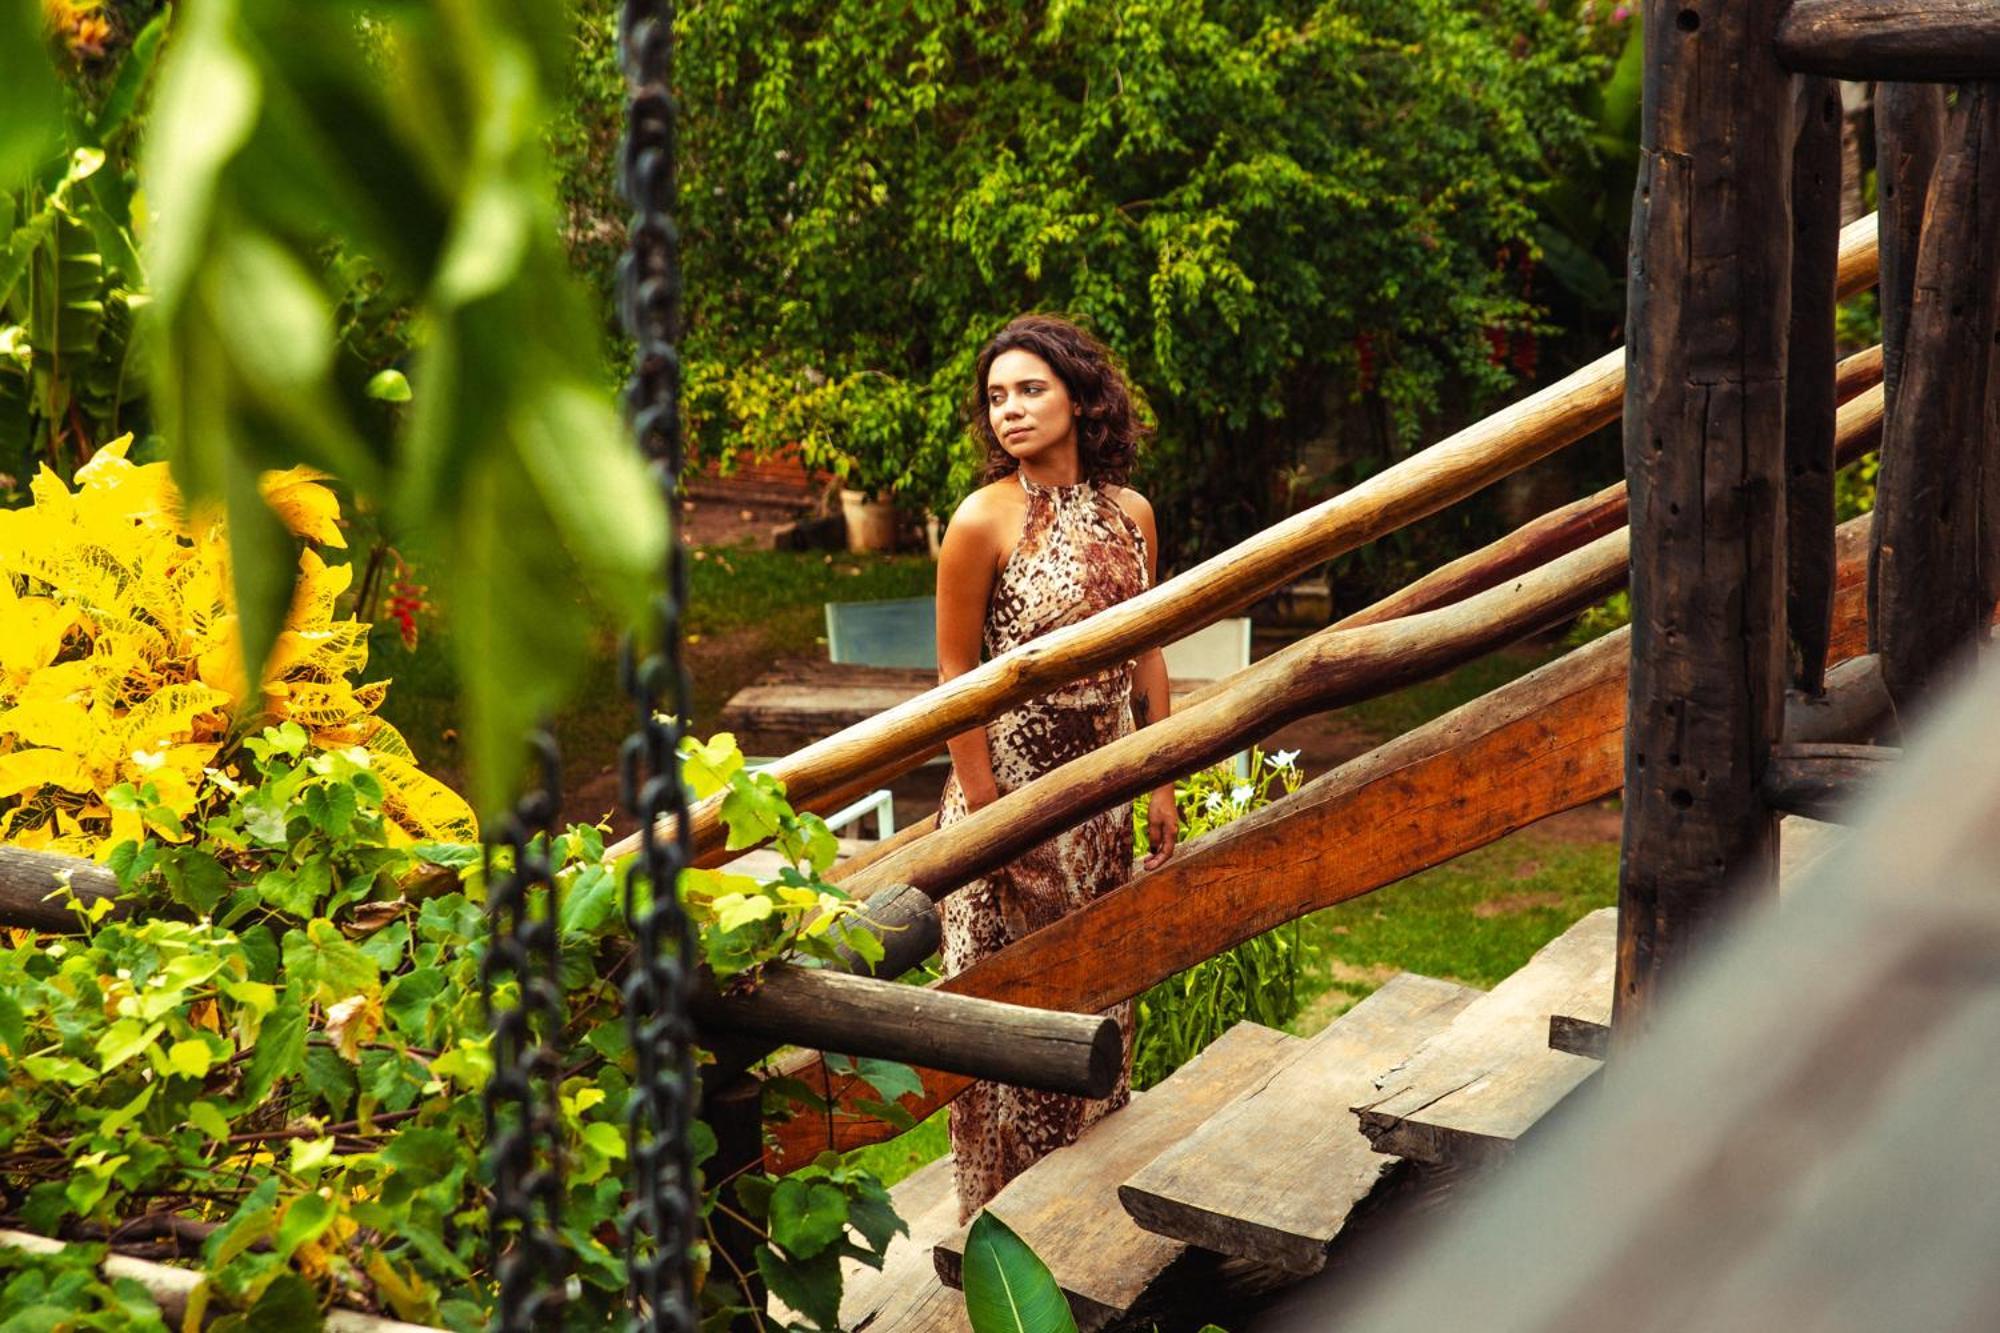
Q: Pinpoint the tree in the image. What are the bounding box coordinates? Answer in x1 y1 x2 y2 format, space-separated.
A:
596 0 1603 555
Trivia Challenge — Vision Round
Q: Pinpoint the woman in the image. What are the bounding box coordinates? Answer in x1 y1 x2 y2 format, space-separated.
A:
933 313 1178 1220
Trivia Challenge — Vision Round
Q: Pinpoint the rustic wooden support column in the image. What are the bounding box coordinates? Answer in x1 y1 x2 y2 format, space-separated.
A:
1874 85 1945 434
1615 0 1795 1039
1788 75 1846 693
699 1074 767 1317
1869 84 2000 711
1775 1 2000 81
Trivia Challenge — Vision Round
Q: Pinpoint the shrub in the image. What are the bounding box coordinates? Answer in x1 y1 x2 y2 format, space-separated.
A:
0 440 473 853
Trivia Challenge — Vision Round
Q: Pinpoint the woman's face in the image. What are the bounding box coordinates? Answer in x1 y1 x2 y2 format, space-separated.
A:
986 348 1078 465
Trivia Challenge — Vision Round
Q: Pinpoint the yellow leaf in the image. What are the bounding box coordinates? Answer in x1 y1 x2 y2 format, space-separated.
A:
258 467 347 548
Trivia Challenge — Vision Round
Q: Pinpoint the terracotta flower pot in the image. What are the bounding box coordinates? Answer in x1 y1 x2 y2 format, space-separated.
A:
839 487 898 552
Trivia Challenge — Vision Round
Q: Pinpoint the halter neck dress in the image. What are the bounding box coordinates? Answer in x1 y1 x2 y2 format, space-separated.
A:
938 471 1150 1221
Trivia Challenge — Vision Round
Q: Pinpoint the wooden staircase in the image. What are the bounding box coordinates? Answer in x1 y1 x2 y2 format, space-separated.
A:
828 908 1617 1331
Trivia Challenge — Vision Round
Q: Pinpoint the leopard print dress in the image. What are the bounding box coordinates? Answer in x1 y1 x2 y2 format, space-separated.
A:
938 472 1149 1222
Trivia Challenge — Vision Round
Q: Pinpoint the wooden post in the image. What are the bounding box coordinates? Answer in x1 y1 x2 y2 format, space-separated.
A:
1873 85 1944 438
1615 0 1795 1039
1775 1 2000 81
1869 84 2000 711
1787 76 1846 693
700 1071 767 1321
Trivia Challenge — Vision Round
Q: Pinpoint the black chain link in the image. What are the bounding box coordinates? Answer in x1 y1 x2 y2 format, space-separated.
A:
481 736 569 1330
617 1 702 1328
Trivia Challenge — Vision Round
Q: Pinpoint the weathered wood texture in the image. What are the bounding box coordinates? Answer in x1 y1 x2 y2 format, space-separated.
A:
1306 657 2000 1333
0 846 121 931
1760 742 1901 822
1783 651 1893 744
0 1230 445 1332
605 212 1885 873
1870 84 2000 712
1776 1 2000 81
1615 0 1797 1040
931 1023 1299 1331
1355 909 1615 1167
1548 1014 1610 1061
693 965 1122 1097
1788 76 1846 693
1875 85 1946 425
844 530 1629 906
1118 973 1480 1274
761 516 1879 1171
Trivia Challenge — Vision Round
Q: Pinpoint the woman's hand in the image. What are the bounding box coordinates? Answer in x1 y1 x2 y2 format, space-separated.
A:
1143 786 1178 870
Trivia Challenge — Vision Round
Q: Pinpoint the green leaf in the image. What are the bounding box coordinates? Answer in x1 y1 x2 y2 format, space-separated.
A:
711 892 775 933
768 1177 849 1261
281 919 381 1006
0 986 24 1056
381 1126 458 1189
275 1193 334 1261
961 1212 1078 1333
237 1002 306 1109
755 1245 842 1331
96 1018 166 1074
242 1272 323 1332
0 0 62 189
168 1038 215 1079
94 7 174 142
853 1058 923 1104
720 775 787 850
364 367 412 402
189 1100 232 1142
382 967 446 1040
558 864 618 935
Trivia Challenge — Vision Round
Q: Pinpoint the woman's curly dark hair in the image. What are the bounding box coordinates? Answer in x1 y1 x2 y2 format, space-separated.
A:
969 314 1148 486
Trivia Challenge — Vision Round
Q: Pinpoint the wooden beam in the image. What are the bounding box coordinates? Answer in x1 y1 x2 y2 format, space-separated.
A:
841 529 1632 904
606 215 1883 872
1329 349 1881 637
762 518 1878 1170
0 1230 445 1332
1548 1014 1610 1061
1788 76 1846 693
694 964 1122 1098
1870 84 2000 712
0 846 121 931
1783 652 1893 744
1776 1 2000 82
1874 85 1946 434
1615 0 1797 1041
1761 742 1901 822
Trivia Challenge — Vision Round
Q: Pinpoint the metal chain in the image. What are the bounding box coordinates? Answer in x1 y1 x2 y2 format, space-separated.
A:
481 736 569 1330
617 1 701 1328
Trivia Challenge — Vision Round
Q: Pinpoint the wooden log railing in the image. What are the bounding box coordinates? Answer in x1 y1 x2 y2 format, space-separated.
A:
761 516 1883 1170
604 214 1882 873
1775 0 2000 81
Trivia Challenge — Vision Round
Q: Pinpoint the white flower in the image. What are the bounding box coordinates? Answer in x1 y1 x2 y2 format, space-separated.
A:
1203 792 1225 813
1230 784 1254 807
1271 748 1300 770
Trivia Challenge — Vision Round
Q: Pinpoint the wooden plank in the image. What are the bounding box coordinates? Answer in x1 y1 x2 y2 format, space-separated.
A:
931 1023 1300 1331
1118 974 1481 1274
763 516 1883 1173
1548 1014 1609 1061
1870 84 2000 711
1616 0 1795 1039
1355 909 1616 1167
1776 0 2000 81
1288 655 2000 1333
1875 84 1945 430
1787 75 1845 693
607 210 1885 873
1760 742 1900 823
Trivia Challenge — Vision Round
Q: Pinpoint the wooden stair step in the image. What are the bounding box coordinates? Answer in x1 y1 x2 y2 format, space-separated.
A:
1118 973 1482 1274
1354 907 1615 1167
933 1022 1300 1331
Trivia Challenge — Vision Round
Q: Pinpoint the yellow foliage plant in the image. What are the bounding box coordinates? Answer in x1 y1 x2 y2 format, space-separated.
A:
0 437 476 856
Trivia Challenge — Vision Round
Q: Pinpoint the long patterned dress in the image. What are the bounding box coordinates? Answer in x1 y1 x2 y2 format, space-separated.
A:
938 472 1150 1221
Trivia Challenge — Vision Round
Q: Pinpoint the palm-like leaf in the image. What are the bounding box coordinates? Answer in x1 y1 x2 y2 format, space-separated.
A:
961 1212 1079 1333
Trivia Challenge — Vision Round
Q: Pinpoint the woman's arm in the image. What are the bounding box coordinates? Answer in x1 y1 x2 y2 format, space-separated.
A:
1118 490 1179 869
936 491 1006 810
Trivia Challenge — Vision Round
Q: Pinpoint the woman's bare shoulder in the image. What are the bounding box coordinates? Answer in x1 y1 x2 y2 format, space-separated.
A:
940 480 1023 566
1107 485 1156 527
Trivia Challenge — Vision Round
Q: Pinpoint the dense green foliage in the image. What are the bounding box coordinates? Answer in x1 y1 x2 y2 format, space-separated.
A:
550 0 1608 554
0 726 908 1329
